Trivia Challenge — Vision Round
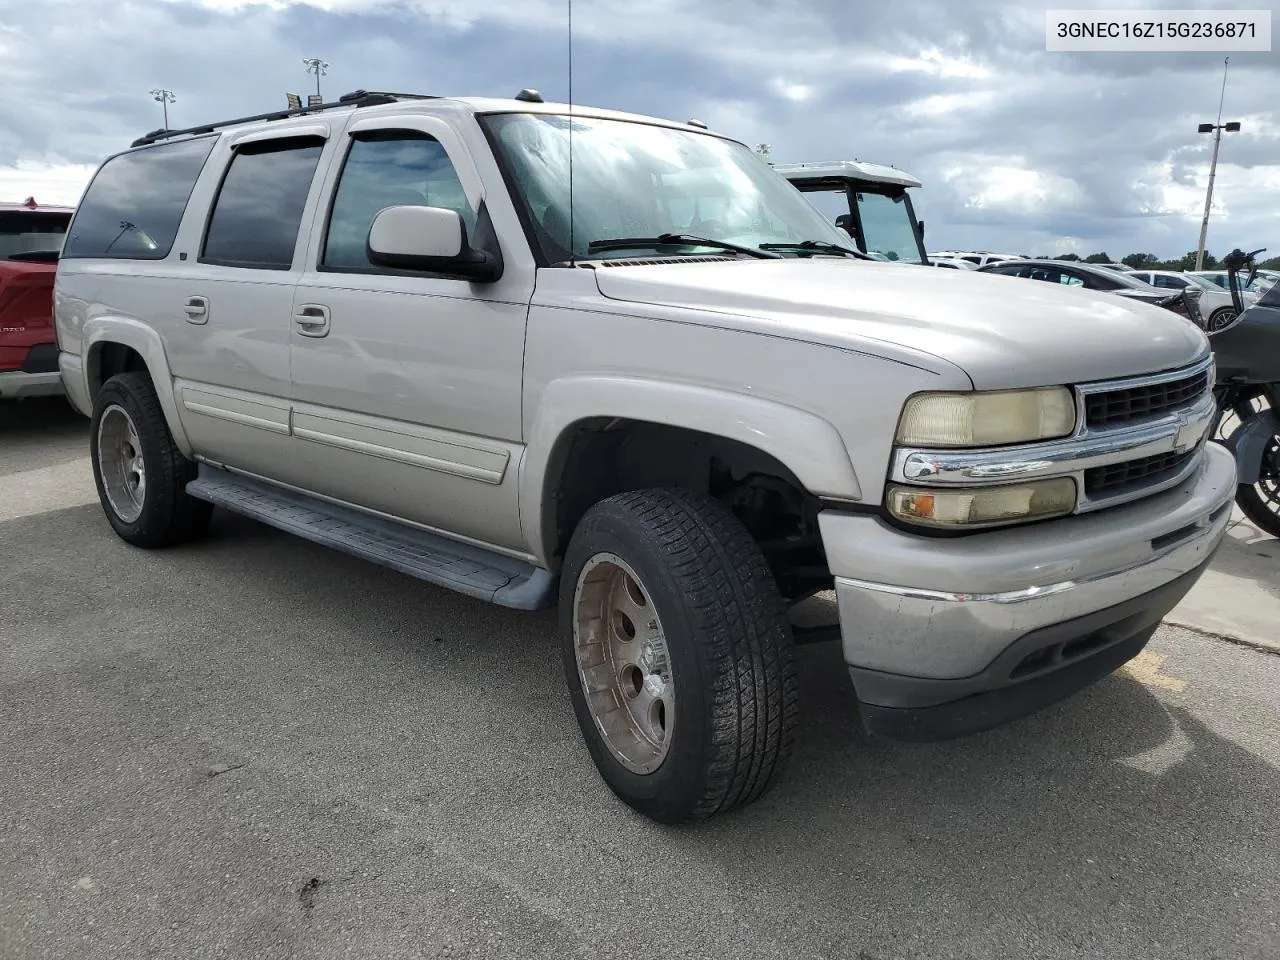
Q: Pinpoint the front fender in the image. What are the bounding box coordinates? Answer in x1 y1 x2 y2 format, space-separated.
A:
519 375 862 567
1226 409 1280 485
82 316 192 456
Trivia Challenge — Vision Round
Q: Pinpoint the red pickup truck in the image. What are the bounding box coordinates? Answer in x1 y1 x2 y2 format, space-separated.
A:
1 197 75 400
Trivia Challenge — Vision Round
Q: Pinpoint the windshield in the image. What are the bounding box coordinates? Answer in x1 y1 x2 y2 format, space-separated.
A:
482 113 860 262
0 211 71 258
854 191 923 263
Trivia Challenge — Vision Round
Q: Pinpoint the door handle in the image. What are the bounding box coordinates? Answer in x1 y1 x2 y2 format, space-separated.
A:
184 296 209 324
294 304 331 338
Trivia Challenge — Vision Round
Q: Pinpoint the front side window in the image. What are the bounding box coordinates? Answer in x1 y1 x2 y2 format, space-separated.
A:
62 136 216 260
202 137 325 270
482 113 859 263
323 132 476 270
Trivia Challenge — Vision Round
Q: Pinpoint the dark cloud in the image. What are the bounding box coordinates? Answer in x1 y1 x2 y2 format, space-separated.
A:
0 0 1275 258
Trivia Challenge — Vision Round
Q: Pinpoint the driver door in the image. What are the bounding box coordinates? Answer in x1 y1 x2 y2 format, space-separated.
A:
286 113 535 552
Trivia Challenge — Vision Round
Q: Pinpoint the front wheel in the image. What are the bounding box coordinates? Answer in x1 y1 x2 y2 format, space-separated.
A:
1234 431 1280 538
559 488 798 824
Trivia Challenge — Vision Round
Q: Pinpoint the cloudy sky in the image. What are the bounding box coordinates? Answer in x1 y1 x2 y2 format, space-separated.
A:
1 0 1276 259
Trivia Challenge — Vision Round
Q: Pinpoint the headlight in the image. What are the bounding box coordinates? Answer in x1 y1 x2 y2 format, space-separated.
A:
887 478 1077 529
895 388 1076 448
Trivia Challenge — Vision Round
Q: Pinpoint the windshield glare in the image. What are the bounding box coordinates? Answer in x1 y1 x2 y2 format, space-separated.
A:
483 113 860 262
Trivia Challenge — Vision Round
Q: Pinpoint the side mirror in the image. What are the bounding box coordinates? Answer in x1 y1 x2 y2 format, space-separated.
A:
366 205 502 282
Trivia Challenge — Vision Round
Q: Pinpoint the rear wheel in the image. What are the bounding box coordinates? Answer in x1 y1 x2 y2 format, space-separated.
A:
559 488 798 824
90 371 211 547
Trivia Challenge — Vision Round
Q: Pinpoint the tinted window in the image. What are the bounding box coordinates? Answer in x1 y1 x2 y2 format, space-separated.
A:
1259 281 1280 308
202 137 324 269
62 137 215 260
983 265 1025 276
0 211 72 258
323 133 475 270
1027 266 1084 286
1153 275 1187 289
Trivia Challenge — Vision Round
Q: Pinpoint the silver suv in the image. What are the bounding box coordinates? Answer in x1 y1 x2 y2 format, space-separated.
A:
55 90 1236 823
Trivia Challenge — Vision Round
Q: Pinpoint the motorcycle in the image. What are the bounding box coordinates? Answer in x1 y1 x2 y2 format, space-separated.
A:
1206 246 1280 537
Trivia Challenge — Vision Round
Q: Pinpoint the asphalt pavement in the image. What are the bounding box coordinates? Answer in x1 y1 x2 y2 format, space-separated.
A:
2 397 1278 960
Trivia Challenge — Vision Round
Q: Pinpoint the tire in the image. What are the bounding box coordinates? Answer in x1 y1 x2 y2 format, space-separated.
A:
89 371 212 548
559 488 798 824
1237 481 1280 538
1206 307 1238 333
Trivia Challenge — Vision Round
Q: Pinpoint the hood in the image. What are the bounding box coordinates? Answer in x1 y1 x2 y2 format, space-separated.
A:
591 258 1209 389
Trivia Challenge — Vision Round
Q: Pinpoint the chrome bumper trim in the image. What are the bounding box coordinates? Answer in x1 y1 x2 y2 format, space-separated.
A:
841 497 1229 606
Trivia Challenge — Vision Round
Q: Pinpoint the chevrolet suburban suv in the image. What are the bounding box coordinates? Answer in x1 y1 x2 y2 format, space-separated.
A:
54 90 1236 824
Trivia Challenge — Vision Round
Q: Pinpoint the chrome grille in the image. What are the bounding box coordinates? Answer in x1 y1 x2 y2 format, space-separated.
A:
1084 370 1209 429
1084 449 1196 498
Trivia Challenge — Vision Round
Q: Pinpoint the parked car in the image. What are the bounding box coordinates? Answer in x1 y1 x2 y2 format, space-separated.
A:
1191 270 1274 295
1128 269 1255 332
976 259 1205 325
931 249 1023 267
773 159 929 264
55 89 1235 823
0 197 74 400
927 256 979 270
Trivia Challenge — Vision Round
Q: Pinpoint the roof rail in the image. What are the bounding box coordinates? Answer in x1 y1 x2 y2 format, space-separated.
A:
129 89 438 148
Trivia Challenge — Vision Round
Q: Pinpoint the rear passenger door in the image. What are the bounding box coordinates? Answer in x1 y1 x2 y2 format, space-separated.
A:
287 114 534 552
166 128 334 486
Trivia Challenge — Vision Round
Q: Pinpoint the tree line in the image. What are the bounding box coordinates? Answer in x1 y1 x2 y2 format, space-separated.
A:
1040 250 1280 271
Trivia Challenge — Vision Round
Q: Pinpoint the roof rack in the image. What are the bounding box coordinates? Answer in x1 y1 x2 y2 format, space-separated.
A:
130 89 438 148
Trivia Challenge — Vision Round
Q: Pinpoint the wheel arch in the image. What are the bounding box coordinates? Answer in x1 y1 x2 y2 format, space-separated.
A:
82 317 192 456
520 375 861 569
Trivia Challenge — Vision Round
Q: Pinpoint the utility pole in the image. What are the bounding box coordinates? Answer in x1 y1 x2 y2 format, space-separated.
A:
1195 58 1241 271
150 88 176 129
302 58 329 101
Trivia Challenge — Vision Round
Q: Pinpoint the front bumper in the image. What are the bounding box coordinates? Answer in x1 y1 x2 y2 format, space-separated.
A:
822 442 1236 740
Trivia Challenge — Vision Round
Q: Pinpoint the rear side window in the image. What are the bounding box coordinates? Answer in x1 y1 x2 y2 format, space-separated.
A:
201 137 325 270
61 137 216 260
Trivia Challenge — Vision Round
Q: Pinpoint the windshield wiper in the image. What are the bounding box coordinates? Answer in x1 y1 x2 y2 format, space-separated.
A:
586 234 782 259
758 240 875 260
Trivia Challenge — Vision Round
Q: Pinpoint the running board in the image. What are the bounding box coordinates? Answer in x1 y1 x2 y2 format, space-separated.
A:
186 465 554 611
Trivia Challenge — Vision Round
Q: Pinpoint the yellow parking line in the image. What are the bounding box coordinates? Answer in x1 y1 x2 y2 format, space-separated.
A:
1120 650 1188 692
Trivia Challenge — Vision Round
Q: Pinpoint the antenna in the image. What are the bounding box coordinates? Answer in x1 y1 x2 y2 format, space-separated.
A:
567 0 575 266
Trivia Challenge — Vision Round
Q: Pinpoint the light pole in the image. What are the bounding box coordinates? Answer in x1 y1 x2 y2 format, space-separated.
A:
1194 58 1241 272
150 88 176 129
302 58 329 101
